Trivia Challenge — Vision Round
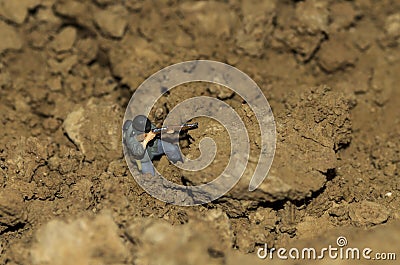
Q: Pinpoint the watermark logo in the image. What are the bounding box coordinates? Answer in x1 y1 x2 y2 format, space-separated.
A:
336 236 348 247
123 60 276 206
257 236 397 261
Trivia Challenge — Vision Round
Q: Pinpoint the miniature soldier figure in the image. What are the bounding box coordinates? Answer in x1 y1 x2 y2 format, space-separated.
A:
123 115 183 175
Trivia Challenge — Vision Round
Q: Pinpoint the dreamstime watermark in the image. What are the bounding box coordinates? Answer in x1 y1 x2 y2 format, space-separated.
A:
122 60 276 206
257 236 397 261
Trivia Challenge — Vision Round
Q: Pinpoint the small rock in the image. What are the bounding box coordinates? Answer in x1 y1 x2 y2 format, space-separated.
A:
5 137 49 183
0 188 27 233
54 0 97 33
93 77 116 96
235 0 276 56
384 163 396 177
385 13 400 39
0 20 23 54
329 1 358 30
236 228 255 253
249 208 278 230
93 5 128 38
296 215 333 239
295 0 329 33
31 213 128 265
208 84 234 100
50 27 77 53
43 117 61 132
203 209 234 248
385 192 393 197
317 34 358 73
228 86 352 203
76 38 99 64
62 99 123 161
47 55 78 74
370 60 394 106
64 74 83 93
179 1 237 38
329 205 348 217
273 0 328 61
0 66 11 89
0 0 41 24
108 36 161 88
35 5 62 24
46 75 62 91
274 28 324 62
349 201 390 226
126 218 226 265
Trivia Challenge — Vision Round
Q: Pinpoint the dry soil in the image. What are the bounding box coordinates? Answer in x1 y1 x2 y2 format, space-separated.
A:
1 0 400 265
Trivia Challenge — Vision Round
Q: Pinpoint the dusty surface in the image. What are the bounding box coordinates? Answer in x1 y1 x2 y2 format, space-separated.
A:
1 0 400 264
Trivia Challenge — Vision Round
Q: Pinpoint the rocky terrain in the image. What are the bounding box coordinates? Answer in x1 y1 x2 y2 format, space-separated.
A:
0 0 399 264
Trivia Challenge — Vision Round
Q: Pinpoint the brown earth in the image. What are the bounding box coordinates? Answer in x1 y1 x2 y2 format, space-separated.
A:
1 0 400 264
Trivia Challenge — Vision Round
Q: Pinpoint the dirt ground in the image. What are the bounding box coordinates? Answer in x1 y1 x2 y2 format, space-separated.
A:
1 0 400 264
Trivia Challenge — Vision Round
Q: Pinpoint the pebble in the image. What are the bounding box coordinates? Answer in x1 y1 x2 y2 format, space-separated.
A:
208 84 234 100
179 1 236 38
47 55 78 74
0 188 27 232
329 1 358 30
31 214 128 265
92 5 128 38
46 76 62 91
317 34 357 73
0 0 41 24
295 0 329 33
385 13 400 39
76 38 98 64
349 201 390 226
50 27 77 53
0 20 22 54
62 99 123 162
